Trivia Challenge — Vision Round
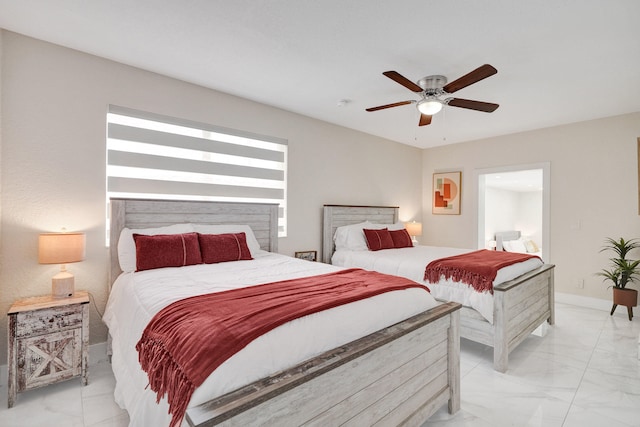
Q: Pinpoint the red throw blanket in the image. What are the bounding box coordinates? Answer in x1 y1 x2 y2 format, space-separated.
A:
136 268 429 427
424 249 540 293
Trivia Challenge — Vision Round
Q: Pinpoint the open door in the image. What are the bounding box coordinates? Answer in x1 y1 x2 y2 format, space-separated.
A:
475 163 550 262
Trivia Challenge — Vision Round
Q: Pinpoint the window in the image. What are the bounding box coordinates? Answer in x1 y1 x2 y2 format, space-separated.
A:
106 105 288 239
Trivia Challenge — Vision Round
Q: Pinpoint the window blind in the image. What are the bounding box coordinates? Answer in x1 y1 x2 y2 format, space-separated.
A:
107 105 288 236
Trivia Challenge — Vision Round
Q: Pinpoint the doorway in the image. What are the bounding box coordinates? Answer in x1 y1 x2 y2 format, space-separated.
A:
475 163 550 262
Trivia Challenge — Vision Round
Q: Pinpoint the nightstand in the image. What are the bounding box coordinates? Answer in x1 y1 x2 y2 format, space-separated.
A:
7 291 89 408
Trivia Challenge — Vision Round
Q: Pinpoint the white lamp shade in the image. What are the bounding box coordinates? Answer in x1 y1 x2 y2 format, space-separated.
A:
39 232 86 264
417 99 443 115
39 232 85 299
405 221 423 237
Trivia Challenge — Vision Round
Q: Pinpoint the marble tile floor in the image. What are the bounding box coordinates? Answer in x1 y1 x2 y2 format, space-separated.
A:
1 302 638 427
422 303 640 427
0 360 129 427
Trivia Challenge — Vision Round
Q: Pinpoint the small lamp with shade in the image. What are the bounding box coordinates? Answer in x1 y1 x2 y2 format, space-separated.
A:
404 221 423 246
38 231 86 298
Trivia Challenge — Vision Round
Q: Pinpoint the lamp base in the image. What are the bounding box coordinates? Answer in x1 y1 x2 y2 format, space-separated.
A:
52 271 75 299
411 236 419 246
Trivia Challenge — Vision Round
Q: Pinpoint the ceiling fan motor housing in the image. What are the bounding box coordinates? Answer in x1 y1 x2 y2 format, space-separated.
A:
417 75 448 93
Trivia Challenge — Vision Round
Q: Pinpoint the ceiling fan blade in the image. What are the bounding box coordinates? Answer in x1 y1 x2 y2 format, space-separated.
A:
382 71 423 93
418 114 432 126
366 100 413 112
447 98 499 113
443 64 497 94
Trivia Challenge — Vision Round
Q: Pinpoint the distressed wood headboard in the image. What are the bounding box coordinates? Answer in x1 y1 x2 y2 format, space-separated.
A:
109 198 279 288
322 205 399 264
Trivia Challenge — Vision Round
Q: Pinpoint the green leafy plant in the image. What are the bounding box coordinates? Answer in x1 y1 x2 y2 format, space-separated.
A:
597 237 640 289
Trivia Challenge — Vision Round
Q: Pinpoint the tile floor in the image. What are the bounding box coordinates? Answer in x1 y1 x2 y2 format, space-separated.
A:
0 302 638 427
0 359 128 427
422 303 640 427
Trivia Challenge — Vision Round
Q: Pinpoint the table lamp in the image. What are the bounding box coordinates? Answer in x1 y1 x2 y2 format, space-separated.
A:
38 232 86 298
405 221 422 245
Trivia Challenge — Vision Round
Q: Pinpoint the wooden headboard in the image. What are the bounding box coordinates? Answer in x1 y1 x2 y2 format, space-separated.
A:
322 205 399 264
109 198 279 288
494 230 521 251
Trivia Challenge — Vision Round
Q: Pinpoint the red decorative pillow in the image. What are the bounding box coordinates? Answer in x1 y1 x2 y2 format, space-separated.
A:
390 229 413 248
133 232 202 272
363 228 394 251
198 232 253 264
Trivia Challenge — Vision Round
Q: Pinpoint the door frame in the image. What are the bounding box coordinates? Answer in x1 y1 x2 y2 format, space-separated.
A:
473 162 550 262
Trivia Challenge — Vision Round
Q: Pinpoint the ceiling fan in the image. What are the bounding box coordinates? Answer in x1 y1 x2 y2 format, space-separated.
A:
366 64 499 126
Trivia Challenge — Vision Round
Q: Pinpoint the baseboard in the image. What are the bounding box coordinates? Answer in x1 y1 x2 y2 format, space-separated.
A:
0 341 109 386
555 292 631 318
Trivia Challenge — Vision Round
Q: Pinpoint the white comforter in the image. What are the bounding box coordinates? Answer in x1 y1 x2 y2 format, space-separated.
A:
332 246 543 324
103 251 438 427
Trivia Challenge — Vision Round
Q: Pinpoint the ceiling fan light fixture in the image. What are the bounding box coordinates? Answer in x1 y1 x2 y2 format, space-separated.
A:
366 65 499 127
417 98 443 115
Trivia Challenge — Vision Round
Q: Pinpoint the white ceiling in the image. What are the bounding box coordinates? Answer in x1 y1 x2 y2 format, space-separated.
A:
484 169 543 193
1 1 638 149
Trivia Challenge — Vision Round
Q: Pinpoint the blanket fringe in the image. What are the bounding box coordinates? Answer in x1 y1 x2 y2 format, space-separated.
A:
137 337 196 427
424 266 493 293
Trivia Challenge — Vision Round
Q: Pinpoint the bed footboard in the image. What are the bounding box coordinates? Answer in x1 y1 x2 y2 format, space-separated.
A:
455 264 554 372
492 264 555 372
186 302 461 426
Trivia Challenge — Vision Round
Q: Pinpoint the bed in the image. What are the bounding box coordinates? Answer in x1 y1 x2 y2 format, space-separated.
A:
495 230 542 257
322 205 555 373
104 198 461 427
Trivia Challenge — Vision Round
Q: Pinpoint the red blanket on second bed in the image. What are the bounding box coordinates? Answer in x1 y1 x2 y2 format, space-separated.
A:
424 249 540 294
136 268 428 427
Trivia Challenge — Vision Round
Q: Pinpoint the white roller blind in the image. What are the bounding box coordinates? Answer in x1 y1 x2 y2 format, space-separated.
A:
106 105 288 236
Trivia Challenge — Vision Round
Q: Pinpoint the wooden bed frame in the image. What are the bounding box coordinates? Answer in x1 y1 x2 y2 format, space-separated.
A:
322 204 555 373
108 198 461 426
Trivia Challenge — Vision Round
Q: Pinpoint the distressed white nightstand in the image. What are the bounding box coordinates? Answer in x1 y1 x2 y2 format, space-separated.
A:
7 291 89 408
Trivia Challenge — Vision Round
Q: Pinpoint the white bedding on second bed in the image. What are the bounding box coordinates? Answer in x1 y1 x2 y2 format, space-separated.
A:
103 250 439 427
332 246 543 324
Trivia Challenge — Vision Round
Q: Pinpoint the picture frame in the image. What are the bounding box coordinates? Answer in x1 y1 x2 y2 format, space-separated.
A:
433 171 461 215
294 250 317 262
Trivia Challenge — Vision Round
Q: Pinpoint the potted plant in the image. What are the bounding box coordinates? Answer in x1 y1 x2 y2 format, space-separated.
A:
597 237 640 321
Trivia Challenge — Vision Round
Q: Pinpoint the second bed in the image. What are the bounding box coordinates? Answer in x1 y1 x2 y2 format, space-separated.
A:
323 204 555 372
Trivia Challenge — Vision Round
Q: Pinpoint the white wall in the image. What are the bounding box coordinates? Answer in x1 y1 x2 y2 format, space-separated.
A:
485 188 542 249
0 31 423 364
515 191 543 246
485 187 519 243
422 112 640 304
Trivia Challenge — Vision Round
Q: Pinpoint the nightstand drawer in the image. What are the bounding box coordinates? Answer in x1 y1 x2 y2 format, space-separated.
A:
15 306 84 338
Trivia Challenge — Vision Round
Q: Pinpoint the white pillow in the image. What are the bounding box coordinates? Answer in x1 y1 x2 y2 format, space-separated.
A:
334 222 374 251
503 239 527 253
117 223 195 273
333 221 403 251
191 224 261 255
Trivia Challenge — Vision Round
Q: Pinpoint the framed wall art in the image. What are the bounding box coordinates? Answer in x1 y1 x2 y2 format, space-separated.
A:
294 250 317 262
433 171 461 215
